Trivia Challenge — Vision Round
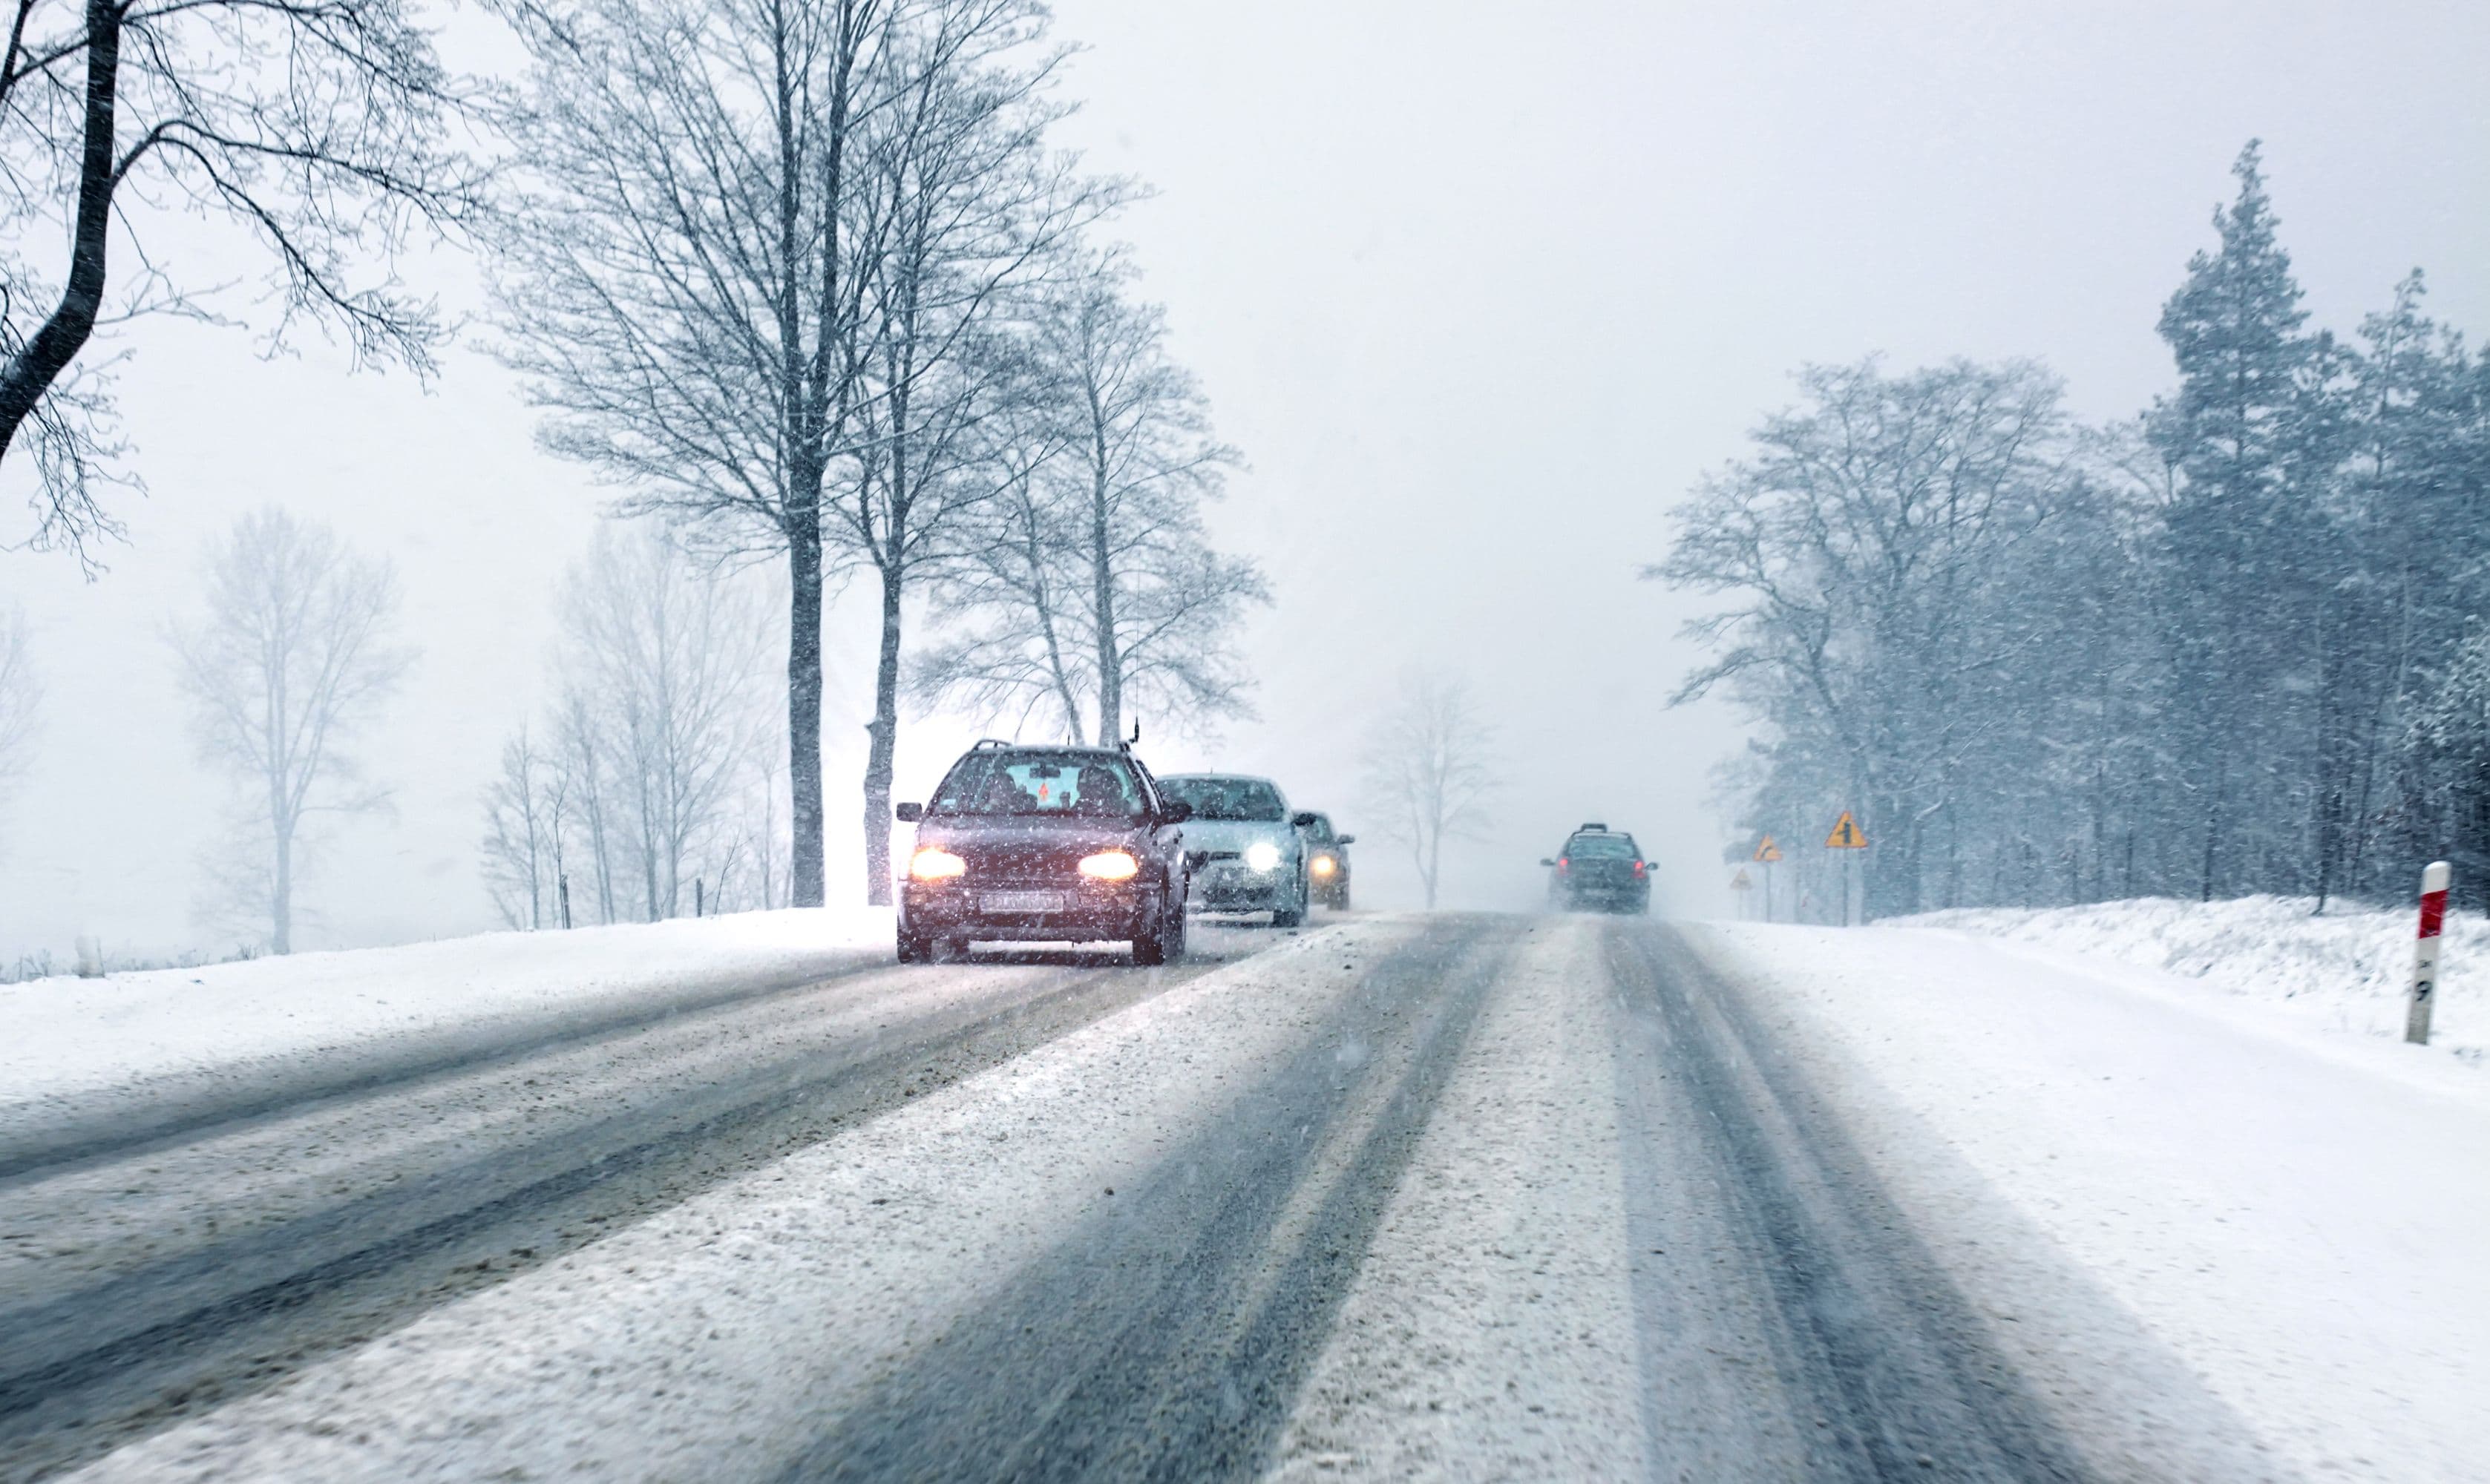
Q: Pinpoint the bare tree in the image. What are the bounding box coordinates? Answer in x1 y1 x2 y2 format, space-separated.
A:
911 266 1262 745
171 508 413 953
555 527 770 920
833 13 1110 904
489 0 906 909
0 0 479 559
1360 672 1498 910
480 726 570 929
0 605 38 855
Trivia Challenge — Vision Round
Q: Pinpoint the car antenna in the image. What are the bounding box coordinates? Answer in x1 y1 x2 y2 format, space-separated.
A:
1127 719 1141 746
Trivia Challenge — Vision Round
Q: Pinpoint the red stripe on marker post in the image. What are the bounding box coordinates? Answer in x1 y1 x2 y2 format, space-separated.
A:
2408 861 2451 1045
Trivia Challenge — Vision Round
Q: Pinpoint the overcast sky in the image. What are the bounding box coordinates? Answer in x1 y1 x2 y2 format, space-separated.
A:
4 0 2486 958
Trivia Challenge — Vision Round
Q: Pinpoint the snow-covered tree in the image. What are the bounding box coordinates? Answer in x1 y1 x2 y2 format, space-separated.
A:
911 263 1263 745
171 509 413 953
1360 672 1497 910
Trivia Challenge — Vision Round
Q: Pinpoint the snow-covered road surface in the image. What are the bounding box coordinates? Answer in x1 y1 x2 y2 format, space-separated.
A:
3 912 2474 1481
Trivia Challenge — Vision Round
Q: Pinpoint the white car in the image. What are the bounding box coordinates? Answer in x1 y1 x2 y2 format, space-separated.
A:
1154 773 1314 927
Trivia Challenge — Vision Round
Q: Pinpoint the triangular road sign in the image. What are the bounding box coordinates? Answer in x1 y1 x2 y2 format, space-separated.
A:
1825 811 1867 849
1753 835 1781 862
1731 867 1752 890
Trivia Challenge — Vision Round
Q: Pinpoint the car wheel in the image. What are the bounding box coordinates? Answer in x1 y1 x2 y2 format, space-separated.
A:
1134 893 1180 965
897 924 931 963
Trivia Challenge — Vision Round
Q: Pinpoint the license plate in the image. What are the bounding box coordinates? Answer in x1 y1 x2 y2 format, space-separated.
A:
982 890 1069 913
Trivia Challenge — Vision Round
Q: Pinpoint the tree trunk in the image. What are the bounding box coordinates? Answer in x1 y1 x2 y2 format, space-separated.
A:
862 560 903 905
1090 431 1121 746
787 522 825 906
0 0 119 462
272 820 293 955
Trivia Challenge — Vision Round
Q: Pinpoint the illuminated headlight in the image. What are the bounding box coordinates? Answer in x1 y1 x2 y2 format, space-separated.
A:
1078 850 1139 881
909 847 966 881
1244 841 1282 873
1310 854 1337 877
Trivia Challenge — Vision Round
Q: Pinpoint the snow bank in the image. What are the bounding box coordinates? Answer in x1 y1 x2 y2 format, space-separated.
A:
0 907 893 1150
1895 894 2487 1066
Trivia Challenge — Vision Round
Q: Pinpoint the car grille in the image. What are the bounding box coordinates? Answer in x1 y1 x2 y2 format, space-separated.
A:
958 841 1095 886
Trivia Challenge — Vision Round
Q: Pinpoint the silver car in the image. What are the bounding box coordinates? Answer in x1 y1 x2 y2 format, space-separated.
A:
1154 773 1314 927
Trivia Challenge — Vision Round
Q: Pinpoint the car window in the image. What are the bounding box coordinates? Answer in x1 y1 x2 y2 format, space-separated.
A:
1303 816 1335 845
1565 834 1636 858
1159 777 1284 821
932 753 1144 817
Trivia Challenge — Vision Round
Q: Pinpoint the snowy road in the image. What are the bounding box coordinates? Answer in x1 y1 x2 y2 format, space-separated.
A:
4 911 2464 1481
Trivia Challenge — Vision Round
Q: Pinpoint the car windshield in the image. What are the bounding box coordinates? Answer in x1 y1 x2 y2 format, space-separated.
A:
1566 834 1636 858
1159 776 1284 821
931 752 1144 818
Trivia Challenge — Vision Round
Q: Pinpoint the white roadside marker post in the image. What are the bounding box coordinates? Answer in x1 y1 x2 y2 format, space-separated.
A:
2408 860 2451 1045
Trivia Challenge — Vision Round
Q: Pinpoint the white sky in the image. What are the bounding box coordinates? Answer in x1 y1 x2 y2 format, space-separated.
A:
4 0 2486 957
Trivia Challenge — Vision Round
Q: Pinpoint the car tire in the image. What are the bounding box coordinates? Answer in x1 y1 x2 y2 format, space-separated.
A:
1134 893 1182 965
897 924 931 963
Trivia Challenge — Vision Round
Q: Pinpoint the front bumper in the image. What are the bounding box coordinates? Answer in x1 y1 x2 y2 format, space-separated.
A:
1187 859 1291 911
902 881 1154 942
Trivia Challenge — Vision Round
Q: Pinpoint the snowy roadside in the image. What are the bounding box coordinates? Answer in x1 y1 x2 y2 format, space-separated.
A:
1896 895 2486 1068
1688 920 2490 1483
0 907 893 1150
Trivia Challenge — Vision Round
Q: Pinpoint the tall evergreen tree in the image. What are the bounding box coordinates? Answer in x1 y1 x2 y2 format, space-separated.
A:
2149 140 2342 897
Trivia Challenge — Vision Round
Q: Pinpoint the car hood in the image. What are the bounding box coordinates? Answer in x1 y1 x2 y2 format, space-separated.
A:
916 815 1154 853
1179 819 1297 856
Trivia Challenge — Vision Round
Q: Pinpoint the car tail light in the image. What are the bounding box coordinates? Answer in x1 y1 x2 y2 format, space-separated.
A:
909 847 967 881
1633 859 1647 878
1556 857 1569 874
1078 850 1139 881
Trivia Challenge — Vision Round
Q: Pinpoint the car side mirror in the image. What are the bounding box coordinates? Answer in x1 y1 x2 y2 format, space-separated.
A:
1538 858 1556 867
1336 835 1356 846
894 802 923 823
1290 812 1318 829
1158 801 1193 824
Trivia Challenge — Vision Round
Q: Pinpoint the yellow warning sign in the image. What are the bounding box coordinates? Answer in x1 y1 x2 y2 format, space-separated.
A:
1731 867 1752 890
1825 812 1867 849
1753 835 1782 862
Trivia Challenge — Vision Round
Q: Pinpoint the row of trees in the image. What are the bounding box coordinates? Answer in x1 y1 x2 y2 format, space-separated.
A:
4 0 1265 925
489 0 1262 908
479 531 785 930
1660 142 2490 917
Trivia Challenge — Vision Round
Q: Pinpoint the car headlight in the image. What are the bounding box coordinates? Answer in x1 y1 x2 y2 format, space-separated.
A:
1244 841 1282 873
1078 850 1139 881
909 847 966 881
1310 854 1337 877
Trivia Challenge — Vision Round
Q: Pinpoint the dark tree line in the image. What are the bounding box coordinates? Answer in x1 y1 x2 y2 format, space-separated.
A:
1660 142 2490 918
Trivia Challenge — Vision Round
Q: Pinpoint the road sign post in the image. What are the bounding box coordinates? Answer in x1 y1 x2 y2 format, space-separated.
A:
2409 861 2451 1045
1753 835 1782 923
1824 812 1867 925
1731 867 1753 919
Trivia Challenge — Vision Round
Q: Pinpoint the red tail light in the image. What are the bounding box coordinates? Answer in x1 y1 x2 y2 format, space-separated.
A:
1633 860 1647 877
1556 857 1569 873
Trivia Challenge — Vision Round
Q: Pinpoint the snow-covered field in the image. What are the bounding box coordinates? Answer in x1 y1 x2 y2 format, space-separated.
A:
0 907 894 1136
1897 894 2486 1066
1690 916 2490 1483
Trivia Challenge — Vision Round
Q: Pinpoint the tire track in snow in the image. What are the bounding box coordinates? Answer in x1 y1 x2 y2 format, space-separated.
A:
774 916 1515 1483
0 939 1268 1484
1608 925 2094 1482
